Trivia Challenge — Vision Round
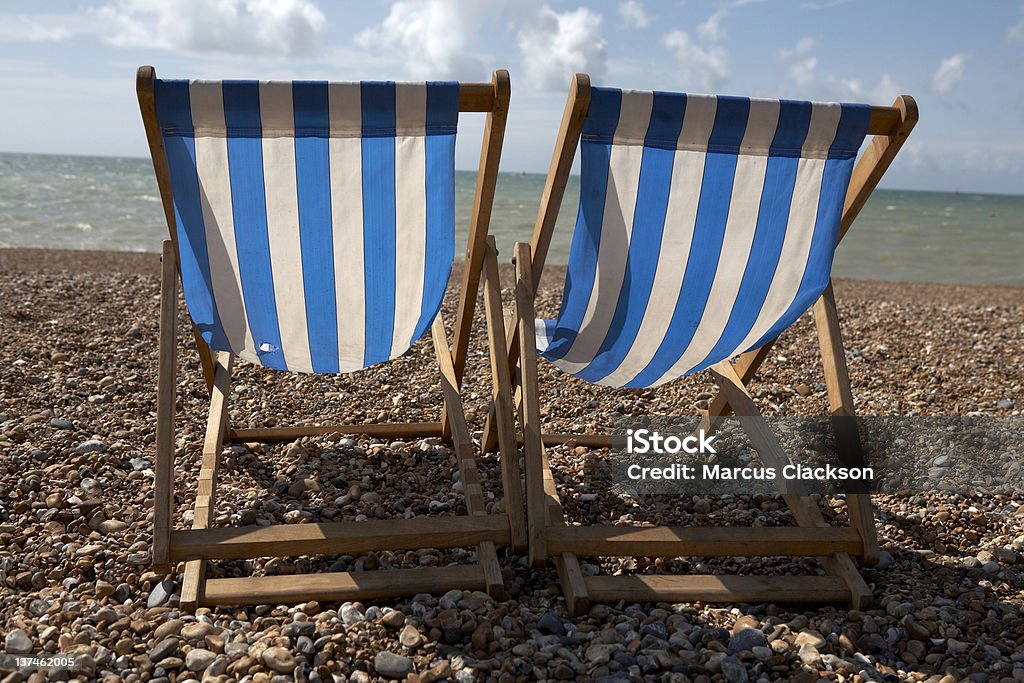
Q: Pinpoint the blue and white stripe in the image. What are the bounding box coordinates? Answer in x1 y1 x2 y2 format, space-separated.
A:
154 79 459 374
537 87 869 388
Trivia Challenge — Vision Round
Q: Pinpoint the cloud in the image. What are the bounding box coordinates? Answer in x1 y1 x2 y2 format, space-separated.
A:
697 8 728 42
618 0 649 28
1009 4 1024 41
778 36 817 86
355 0 493 80
777 37 900 102
931 53 966 94
0 14 90 42
517 5 606 92
662 29 728 90
870 73 902 104
94 0 325 59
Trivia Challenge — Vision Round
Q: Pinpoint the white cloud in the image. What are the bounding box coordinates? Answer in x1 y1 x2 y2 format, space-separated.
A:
870 74 902 104
1008 4 1024 41
697 8 728 42
931 53 966 95
662 29 728 90
0 14 89 42
94 0 325 59
517 5 606 92
355 0 492 80
778 37 900 103
618 0 649 28
778 36 817 86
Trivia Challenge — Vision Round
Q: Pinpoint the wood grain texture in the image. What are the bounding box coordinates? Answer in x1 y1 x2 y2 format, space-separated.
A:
153 240 177 574
202 565 486 605
482 238 527 551
171 514 510 561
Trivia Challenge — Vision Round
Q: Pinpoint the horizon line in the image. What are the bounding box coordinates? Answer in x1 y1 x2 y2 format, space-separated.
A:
1 148 1021 200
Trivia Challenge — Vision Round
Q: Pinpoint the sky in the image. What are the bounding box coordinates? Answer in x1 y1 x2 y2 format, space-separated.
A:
0 1 1022 194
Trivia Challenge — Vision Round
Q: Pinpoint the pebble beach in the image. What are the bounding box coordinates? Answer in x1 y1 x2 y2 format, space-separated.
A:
1 247 1022 683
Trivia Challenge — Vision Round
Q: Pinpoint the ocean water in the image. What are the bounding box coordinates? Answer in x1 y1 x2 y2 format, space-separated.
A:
1 151 1021 285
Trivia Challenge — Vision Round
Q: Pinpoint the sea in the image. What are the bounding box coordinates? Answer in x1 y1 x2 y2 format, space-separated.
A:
1 151 1021 286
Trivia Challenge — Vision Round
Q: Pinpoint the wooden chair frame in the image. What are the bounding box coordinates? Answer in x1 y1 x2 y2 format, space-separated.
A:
138 66 525 608
484 74 917 614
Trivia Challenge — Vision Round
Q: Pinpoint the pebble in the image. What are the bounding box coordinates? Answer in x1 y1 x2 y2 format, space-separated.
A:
260 646 295 673
381 610 405 629
728 627 767 652
875 549 895 570
148 637 179 663
180 621 214 640
399 624 423 649
341 603 365 625
719 655 749 683
184 648 216 671
794 630 826 648
374 651 414 679
153 619 183 640
147 580 175 608
74 439 106 454
537 612 565 636
5 628 32 654
281 621 315 638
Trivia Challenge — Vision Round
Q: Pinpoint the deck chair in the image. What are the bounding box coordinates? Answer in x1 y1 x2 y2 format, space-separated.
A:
136 66 525 608
489 75 916 614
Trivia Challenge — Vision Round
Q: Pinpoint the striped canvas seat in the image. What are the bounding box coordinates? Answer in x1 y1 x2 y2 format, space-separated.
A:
536 87 870 388
153 79 459 374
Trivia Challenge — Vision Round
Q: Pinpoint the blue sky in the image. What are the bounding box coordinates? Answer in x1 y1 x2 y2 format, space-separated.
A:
0 1 1021 194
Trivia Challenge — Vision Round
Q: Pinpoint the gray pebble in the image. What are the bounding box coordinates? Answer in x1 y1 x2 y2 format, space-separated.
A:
4 628 32 655
729 627 767 652
719 655 749 683
537 612 565 636
148 637 179 663
74 439 105 454
373 651 414 679
147 580 176 608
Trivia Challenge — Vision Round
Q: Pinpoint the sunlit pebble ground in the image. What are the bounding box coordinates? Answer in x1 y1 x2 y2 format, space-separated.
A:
0 248 1022 682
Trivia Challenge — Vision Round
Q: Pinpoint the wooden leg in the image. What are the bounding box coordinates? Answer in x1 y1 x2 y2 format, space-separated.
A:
153 241 178 574
700 342 776 433
514 243 549 568
481 309 518 454
539 442 589 616
709 361 872 609
444 69 510 436
432 317 505 599
180 351 233 611
813 282 880 566
482 238 527 552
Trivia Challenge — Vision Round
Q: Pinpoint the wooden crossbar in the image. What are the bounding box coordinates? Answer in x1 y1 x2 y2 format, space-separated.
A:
201 565 486 606
228 422 443 443
545 526 863 558
171 514 510 562
584 575 851 604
